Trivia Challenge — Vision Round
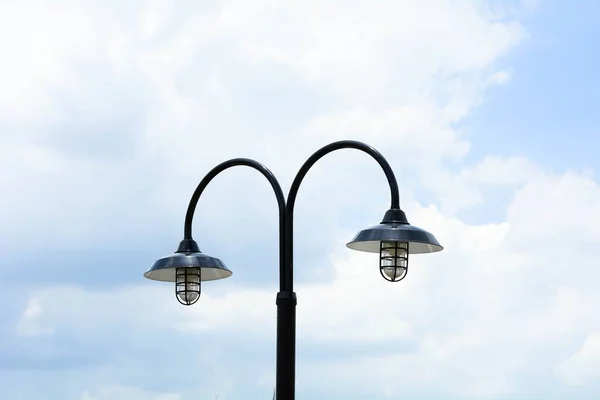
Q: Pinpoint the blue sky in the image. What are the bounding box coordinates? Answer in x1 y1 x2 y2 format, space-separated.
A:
464 0 599 171
1 1 600 399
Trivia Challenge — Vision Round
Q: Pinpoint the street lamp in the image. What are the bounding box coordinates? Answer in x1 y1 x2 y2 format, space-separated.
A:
144 140 443 399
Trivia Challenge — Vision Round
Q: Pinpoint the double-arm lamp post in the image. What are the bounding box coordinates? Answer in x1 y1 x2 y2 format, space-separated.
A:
143 140 443 400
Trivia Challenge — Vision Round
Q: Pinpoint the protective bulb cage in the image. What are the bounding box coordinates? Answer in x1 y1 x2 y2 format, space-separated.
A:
379 241 409 282
175 267 201 306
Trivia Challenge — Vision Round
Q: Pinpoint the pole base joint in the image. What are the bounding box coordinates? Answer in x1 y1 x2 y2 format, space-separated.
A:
276 291 297 305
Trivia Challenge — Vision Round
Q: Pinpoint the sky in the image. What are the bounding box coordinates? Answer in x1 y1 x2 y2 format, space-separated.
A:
1 0 600 399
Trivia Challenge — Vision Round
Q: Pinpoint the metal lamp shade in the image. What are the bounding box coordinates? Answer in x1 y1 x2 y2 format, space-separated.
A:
347 222 443 254
144 252 232 282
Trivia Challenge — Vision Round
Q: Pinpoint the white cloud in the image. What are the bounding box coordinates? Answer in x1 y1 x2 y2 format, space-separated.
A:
420 155 541 215
221 0 525 96
490 69 513 85
15 297 54 337
13 285 179 336
557 332 600 386
507 171 600 245
80 385 182 400
15 163 600 398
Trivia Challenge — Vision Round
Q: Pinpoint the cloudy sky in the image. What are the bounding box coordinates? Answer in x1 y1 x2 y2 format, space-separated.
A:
1 0 599 399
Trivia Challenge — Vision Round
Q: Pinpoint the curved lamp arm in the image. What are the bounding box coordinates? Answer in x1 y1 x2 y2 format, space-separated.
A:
284 140 400 292
182 158 287 291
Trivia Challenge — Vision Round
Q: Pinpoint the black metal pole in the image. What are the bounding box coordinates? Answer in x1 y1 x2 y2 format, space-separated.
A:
277 140 400 400
180 142 400 400
275 289 297 399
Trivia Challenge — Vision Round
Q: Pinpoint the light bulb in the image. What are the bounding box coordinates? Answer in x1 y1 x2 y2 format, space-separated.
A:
379 241 409 282
177 289 200 304
381 266 407 281
175 267 201 305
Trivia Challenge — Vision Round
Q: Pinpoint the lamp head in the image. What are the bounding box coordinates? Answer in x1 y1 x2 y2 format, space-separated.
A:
346 208 443 282
144 239 232 305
